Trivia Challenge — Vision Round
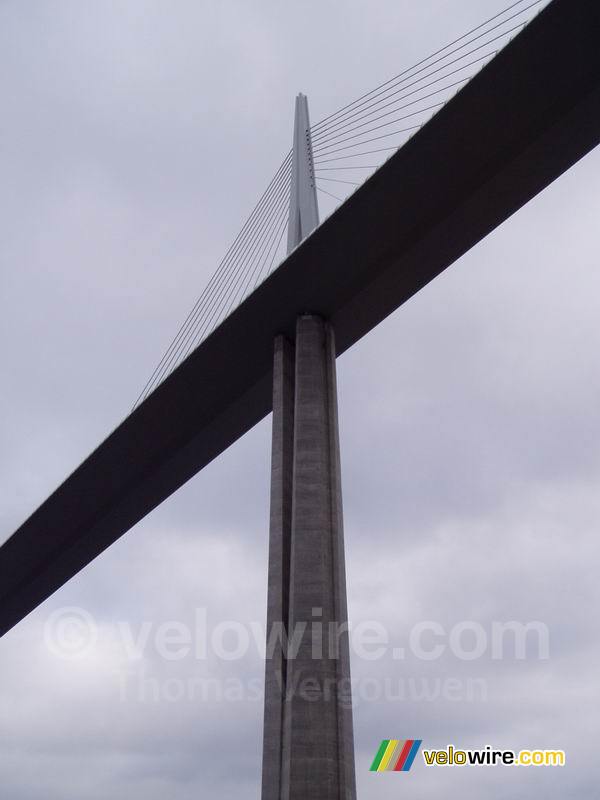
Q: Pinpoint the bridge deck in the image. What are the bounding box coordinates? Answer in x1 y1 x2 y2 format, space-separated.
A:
2 0 599 636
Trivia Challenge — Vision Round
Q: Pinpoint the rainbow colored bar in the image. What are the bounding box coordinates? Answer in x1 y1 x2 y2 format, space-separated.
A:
369 739 422 772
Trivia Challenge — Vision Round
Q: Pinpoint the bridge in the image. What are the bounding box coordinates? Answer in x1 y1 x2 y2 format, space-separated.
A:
1 1 599 797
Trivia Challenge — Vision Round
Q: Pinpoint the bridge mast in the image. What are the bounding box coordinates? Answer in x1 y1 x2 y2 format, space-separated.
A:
262 94 356 800
286 93 319 252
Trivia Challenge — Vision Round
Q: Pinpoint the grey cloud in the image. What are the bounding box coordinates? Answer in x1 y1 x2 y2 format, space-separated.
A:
1 1 598 798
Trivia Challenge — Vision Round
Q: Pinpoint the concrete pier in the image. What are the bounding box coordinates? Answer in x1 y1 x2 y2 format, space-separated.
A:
262 335 295 800
262 315 356 800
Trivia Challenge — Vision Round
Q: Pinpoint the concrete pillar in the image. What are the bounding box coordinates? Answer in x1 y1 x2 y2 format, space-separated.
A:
262 315 356 800
262 335 295 800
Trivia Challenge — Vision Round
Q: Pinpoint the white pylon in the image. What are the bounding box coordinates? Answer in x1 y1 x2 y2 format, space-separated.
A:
287 93 319 254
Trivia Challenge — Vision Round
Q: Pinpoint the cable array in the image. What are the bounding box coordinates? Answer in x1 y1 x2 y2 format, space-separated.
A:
133 151 292 408
135 0 550 408
311 0 548 209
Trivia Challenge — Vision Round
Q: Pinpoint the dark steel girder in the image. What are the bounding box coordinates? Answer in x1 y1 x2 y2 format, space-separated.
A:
2 0 600 636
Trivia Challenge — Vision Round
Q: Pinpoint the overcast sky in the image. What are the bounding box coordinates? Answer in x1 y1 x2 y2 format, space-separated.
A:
1 1 599 798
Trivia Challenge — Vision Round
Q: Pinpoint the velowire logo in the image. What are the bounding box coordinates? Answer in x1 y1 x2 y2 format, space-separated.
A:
370 739 422 772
